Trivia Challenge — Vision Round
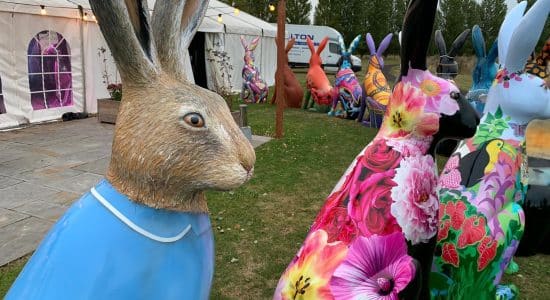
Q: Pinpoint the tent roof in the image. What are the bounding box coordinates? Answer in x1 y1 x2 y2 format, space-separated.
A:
0 0 276 37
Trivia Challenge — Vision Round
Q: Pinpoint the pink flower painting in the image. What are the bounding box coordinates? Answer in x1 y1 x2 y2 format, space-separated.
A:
329 232 415 300
390 155 439 244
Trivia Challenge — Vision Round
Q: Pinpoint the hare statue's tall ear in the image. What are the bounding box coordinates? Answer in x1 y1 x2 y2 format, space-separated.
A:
487 40 499 64
448 29 470 57
400 0 438 75
348 34 361 54
338 35 347 55
504 0 550 73
240 35 248 49
286 38 296 53
89 0 158 84
366 33 376 55
317 37 329 54
377 33 393 57
151 0 208 82
498 1 527 68
249 37 261 51
435 30 447 56
472 25 486 58
306 37 315 54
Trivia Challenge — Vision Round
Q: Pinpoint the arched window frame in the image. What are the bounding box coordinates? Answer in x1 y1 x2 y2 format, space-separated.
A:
27 30 73 110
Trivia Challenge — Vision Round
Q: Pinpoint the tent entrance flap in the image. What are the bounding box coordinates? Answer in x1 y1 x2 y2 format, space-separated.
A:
189 32 208 89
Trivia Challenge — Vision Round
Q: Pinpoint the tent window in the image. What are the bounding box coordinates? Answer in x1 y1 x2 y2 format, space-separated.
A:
27 30 73 110
0 76 5 114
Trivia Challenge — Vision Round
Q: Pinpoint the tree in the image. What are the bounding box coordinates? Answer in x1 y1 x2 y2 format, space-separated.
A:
436 0 481 55
478 0 507 48
220 0 278 22
287 0 312 24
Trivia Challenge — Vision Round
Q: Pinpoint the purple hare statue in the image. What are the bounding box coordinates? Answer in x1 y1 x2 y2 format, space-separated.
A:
273 0 479 299
6 1 256 299
430 1 550 299
240 36 269 103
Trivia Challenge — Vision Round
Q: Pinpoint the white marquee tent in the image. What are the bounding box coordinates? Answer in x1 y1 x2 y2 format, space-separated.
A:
0 0 277 129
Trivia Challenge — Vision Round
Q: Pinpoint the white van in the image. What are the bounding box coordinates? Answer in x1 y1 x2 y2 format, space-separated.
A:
282 24 362 72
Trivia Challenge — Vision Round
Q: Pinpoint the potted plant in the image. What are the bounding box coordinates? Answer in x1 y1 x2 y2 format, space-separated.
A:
97 46 122 124
97 83 122 124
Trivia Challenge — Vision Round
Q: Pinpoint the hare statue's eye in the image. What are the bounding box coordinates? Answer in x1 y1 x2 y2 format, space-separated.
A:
181 113 205 128
450 91 461 100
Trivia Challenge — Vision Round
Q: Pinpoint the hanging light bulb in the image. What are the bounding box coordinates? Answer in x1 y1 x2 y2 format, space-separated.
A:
269 2 276 12
217 13 223 23
40 5 46 15
92 14 97 22
83 12 88 21
234 7 240 16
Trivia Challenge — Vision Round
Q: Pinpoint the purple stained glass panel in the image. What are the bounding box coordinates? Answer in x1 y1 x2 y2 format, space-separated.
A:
27 30 73 110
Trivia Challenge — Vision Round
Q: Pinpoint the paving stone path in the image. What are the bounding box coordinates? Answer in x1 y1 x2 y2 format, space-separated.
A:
0 117 271 266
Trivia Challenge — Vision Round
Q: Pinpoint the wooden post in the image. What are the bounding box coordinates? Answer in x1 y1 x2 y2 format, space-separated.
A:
275 0 286 139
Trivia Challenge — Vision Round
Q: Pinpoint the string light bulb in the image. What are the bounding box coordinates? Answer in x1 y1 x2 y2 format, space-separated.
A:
40 5 46 15
83 12 88 21
217 13 223 23
269 2 275 12
234 7 240 16
92 14 97 22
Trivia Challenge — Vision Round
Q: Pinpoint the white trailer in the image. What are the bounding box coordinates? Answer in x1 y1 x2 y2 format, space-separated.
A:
283 24 362 72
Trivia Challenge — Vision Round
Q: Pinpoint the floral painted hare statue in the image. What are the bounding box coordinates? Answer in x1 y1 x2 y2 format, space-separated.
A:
6 1 255 299
435 29 471 80
328 35 362 119
241 36 269 103
270 38 304 108
361 32 393 127
303 36 333 112
431 1 550 299
467 24 499 114
273 0 479 299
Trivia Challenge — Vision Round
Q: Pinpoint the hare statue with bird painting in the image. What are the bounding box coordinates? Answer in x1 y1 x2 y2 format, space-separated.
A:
6 1 255 299
274 0 479 299
467 24 499 114
241 36 269 103
270 37 304 108
431 1 550 299
302 36 333 112
328 35 363 119
361 32 393 128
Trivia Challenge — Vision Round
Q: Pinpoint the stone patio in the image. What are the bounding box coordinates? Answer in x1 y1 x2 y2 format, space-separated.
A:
0 117 271 266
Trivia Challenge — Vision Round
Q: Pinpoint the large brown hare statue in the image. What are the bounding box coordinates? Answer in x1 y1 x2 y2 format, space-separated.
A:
6 1 255 299
270 38 304 108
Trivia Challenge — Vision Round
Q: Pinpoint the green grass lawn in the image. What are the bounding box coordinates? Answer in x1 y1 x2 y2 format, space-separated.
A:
1 56 549 299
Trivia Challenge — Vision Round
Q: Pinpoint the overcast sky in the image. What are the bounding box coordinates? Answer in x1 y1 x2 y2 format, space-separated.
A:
309 0 519 23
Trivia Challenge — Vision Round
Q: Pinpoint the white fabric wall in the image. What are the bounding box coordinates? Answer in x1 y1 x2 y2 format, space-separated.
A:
83 22 120 114
0 12 85 129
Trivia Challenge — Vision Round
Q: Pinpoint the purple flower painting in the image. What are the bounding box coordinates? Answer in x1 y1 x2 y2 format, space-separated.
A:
330 232 415 299
27 30 73 110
